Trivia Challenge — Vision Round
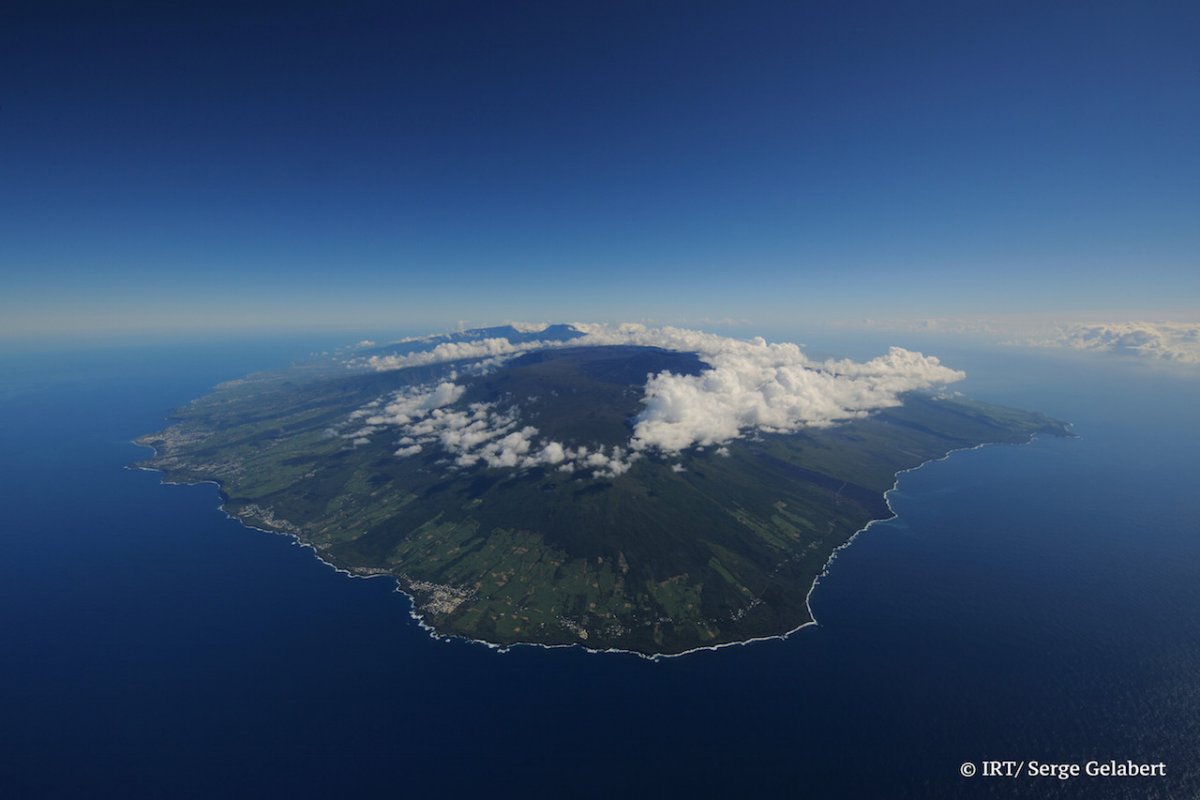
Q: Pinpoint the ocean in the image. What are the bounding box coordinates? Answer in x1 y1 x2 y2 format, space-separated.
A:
1 334 1197 798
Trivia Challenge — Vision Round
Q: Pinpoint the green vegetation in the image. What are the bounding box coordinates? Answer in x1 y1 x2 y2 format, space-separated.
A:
137 345 1071 655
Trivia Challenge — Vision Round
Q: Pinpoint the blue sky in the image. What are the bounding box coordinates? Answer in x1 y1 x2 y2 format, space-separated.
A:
2 0 1197 337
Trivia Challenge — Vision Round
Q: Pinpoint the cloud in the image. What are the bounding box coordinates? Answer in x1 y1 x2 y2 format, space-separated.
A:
366 338 536 372
345 323 967 476
363 381 466 426
563 324 965 452
507 321 551 333
538 440 567 464
819 315 1200 368
363 387 639 478
363 335 584 375
1025 321 1200 364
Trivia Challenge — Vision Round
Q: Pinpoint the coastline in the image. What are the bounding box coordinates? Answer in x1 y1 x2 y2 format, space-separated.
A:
129 429 1064 661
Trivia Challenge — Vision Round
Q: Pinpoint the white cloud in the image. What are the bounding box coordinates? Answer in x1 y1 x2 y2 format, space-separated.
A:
354 387 638 477
507 321 551 333
1025 321 1200 364
538 441 567 464
346 324 968 475
819 315 1200 367
568 326 965 453
364 381 465 426
366 337 554 373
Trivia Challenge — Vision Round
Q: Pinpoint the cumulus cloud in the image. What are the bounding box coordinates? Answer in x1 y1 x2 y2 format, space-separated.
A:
359 386 639 478
507 321 551 333
367 338 520 371
825 316 1200 367
538 441 567 464
344 323 967 476
365 337 566 374
561 324 965 452
363 381 466 426
1025 322 1200 364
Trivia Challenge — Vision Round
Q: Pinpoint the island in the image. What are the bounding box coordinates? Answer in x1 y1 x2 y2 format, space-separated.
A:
136 324 1071 656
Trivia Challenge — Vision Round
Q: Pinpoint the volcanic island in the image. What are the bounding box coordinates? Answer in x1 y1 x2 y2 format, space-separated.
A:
137 324 1070 656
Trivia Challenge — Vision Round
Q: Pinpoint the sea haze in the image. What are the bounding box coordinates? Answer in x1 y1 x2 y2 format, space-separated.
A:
1 335 1197 798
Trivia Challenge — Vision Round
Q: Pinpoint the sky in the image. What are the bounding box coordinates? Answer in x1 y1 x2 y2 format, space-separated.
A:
2 0 1197 338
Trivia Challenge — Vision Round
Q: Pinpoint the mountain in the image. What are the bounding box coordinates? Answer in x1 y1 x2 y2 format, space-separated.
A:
136 327 1070 655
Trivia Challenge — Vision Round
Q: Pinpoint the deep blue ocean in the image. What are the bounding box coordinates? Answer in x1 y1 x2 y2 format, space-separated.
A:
2 334 1197 798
